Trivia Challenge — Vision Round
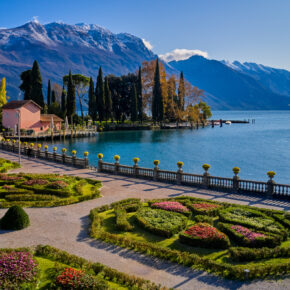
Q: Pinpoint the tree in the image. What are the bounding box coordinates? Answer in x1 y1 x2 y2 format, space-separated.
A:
130 84 138 122
30 60 44 109
47 80 51 106
198 101 212 120
51 90 56 103
95 67 105 122
66 71 76 123
19 70 32 100
141 60 167 114
0 77 8 107
104 77 112 121
177 71 185 111
152 59 163 122
166 75 177 121
137 66 143 122
63 74 89 120
61 86 67 118
88 77 96 121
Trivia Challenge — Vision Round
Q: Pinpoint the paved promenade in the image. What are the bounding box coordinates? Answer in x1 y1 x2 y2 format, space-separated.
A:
0 150 289 289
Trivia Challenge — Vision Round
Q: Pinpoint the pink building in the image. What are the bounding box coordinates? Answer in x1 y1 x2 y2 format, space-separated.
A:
2 100 63 134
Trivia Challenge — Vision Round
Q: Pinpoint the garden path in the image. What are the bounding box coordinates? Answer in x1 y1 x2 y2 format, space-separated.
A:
0 150 289 290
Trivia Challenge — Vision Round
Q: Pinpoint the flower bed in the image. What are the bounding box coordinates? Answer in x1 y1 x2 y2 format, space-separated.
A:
218 222 281 248
188 202 221 216
89 197 290 280
136 207 187 237
56 267 108 289
151 201 191 216
218 207 286 238
0 173 101 208
179 223 230 249
0 251 38 288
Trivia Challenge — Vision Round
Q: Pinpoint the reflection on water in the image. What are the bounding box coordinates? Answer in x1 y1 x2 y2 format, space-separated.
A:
48 111 290 184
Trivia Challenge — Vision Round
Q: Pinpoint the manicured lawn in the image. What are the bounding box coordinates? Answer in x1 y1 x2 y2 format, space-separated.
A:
0 158 20 173
91 197 290 280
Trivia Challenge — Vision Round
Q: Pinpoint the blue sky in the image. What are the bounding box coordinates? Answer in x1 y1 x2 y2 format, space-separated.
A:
1 0 290 70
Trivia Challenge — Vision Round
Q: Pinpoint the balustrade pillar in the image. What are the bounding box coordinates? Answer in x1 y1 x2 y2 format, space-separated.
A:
133 164 139 177
114 161 120 174
266 179 274 197
153 167 160 181
98 159 103 172
202 172 210 188
233 175 239 193
84 157 89 168
176 169 183 185
62 153 66 164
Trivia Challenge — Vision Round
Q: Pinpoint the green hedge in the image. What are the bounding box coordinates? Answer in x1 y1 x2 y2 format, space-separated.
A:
194 215 214 225
135 207 187 238
35 245 163 290
114 208 133 231
218 222 282 248
229 246 290 262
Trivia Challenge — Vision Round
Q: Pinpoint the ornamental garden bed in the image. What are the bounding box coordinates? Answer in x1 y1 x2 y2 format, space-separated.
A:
0 173 101 207
89 196 290 280
0 245 164 289
0 158 20 173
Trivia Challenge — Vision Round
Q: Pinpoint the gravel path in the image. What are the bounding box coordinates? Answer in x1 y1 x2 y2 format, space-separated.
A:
0 150 289 290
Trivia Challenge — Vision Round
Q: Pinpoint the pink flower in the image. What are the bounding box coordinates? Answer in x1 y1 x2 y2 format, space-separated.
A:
152 201 190 213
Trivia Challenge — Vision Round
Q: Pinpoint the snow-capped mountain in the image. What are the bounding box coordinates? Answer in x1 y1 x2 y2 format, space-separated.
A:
0 21 155 98
170 55 290 110
222 60 290 97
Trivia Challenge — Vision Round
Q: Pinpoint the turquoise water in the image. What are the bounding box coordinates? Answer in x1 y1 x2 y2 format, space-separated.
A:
48 111 290 184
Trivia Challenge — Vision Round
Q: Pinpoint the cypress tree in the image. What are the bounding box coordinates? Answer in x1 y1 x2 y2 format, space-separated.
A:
19 70 32 100
137 66 143 122
66 70 76 123
30 60 44 109
88 77 97 121
51 90 56 103
178 71 185 111
95 67 105 122
104 77 112 121
47 80 51 106
130 84 138 122
61 85 67 118
152 59 163 122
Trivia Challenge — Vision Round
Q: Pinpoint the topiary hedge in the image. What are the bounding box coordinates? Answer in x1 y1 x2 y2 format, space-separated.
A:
136 207 187 237
114 207 133 231
229 246 290 262
0 205 30 230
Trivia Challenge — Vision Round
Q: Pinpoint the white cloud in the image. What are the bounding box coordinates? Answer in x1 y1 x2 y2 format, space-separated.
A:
142 38 153 50
159 48 208 62
31 16 39 23
0 27 6 30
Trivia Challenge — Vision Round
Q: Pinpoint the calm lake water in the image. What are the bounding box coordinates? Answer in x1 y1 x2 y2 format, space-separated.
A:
49 111 290 184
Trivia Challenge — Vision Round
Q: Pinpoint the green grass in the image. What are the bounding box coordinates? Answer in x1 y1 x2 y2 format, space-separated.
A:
35 256 128 289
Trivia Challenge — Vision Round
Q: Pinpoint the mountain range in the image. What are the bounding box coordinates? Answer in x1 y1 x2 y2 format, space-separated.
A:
169 56 290 110
1 21 290 110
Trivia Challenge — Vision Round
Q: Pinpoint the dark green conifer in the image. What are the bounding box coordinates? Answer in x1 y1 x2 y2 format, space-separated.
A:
30 60 44 109
152 59 163 122
61 85 67 118
88 77 97 121
19 70 32 100
51 90 56 103
47 80 51 106
137 66 143 122
104 77 112 121
130 84 138 122
178 71 185 111
66 70 76 123
95 67 105 122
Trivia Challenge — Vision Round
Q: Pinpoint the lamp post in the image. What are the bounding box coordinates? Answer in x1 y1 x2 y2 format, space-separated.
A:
16 110 21 165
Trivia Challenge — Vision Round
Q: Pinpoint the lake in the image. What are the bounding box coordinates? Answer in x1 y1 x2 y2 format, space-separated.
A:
48 111 290 184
